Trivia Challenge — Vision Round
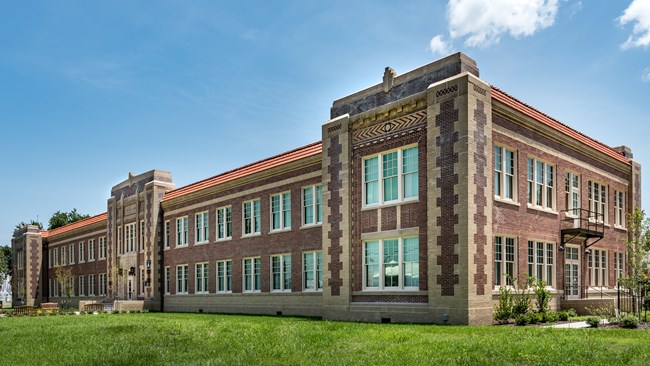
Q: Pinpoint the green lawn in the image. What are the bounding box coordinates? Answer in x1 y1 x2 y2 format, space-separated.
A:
0 313 648 365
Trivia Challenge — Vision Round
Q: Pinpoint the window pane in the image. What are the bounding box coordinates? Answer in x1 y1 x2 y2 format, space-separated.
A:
365 241 379 288
365 157 379 205
383 152 398 201
383 239 399 287
403 237 419 287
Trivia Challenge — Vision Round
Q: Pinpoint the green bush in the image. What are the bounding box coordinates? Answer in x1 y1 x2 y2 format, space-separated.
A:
493 286 513 324
567 308 578 318
531 279 551 313
586 316 601 328
515 314 529 326
543 312 558 323
527 312 542 324
621 315 639 329
558 311 569 321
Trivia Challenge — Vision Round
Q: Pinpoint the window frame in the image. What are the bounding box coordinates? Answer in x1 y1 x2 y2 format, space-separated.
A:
362 144 419 208
588 181 608 224
242 199 261 237
217 260 233 293
303 251 323 292
527 157 555 211
125 223 136 253
88 274 96 296
195 211 210 244
494 236 517 287
98 273 106 296
164 221 170 249
614 252 625 284
164 266 170 295
195 262 209 294
564 172 580 217
270 192 292 232
271 254 292 292
527 240 555 287
78 241 85 263
302 185 322 227
88 239 95 262
69 243 75 265
589 249 608 288
493 145 517 201
176 264 189 294
216 206 233 241
614 190 625 228
99 237 106 259
140 220 145 252
176 217 189 247
362 236 419 291
78 275 85 297
243 257 262 293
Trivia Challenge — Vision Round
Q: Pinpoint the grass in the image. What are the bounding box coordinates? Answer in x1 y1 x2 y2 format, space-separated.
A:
0 313 649 365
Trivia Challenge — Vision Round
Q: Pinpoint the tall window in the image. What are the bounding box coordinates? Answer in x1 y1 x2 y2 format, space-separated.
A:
565 172 580 216
271 192 291 231
588 181 607 223
243 199 261 236
494 146 516 200
69 244 75 264
164 267 170 294
271 254 291 292
589 249 608 287
88 239 95 262
54 248 59 267
98 273 106 296
494 236 516 286
217 206 233 240
118 226 123 254
217 260 233 293
176 265 188 294
125 223 136 252
614 190 625 227
527 241 555 286
303 251 323 291
614 252 625 283
195 211 209 244
79 275 85 297
527 158 554 209
88 274 96 296
99 237 106 259
164 221 170 249
140 220 145 252
302 185 322 226
140 267 145 295
243 257 261 292
61 246 66 266
363 237 419 290
79 241 85 262
363 146 419 206
176 217 188 247
195 263 209 294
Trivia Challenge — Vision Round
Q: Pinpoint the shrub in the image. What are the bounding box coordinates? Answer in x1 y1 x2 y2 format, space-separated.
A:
567 308 577 318
531 279 551 313
526 312 542 324
543 312 558 323
558 311 569 321
493 286 513 324
586 316 601 328
621 315 639 329
515 314 529 326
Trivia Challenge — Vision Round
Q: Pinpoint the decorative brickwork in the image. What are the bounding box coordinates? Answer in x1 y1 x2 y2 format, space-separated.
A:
381 206 397 231
435 99 460 296
29 237 39 299
472 99 488 295
353 111 426 143
352 295 428 303
327 134 344 296
360 210 378 233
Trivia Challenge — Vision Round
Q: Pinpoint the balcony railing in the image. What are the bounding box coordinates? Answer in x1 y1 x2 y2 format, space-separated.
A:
560 208 605 238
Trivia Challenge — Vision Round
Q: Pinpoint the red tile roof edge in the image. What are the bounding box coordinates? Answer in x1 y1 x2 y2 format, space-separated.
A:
42 212 108 238
162 141 323 202
491 86 630 166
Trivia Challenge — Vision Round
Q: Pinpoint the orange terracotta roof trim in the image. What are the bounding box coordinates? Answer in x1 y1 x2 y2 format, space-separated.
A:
42 212 108 238
491 86 630 165
163 141 323 202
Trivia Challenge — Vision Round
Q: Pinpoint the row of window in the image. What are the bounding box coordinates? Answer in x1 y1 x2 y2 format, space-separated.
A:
164 251 323 294
50 273 107 298
50 237 107 268
494 145 626 226
117 220 146 255
164 184 322 248
363 146 419 206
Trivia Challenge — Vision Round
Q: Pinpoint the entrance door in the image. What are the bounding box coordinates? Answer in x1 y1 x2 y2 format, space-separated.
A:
565 246 580 299
127 277 134 300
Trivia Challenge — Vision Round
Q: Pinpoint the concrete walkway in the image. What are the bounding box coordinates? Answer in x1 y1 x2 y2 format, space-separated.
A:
546 319 608 328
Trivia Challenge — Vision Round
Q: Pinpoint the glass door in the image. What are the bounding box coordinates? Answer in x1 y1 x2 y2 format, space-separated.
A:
565 246 580 299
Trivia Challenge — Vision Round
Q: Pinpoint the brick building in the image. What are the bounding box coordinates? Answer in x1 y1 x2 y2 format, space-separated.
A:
12 53 641 324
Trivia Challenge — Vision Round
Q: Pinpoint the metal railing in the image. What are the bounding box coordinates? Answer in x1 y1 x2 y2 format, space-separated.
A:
560 208 605 234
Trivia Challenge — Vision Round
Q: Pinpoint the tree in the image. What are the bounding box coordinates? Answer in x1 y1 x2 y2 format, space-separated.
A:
621 207 650 320
55 266 74 308
0 246 11 276
48 209 90 230
14 220 43 231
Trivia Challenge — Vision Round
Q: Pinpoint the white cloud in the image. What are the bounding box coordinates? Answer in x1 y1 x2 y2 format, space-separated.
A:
619 0 650 49
447 0 559 47
643 68 650 82
429 34 452 55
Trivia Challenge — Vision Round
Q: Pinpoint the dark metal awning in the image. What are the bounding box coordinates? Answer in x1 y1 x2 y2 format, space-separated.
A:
560 209 604 248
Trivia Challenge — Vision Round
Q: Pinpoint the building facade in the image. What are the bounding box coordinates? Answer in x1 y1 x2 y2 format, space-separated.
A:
12 53 641 324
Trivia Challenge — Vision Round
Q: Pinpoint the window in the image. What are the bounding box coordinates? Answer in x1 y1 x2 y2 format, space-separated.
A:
79 242 85 263
88 239 95 262
69 244 75 264
17 251 24 270
195 263 209 294
243 257 261 292
271 254 291 292
53 278 59 297
363 237 419 290
217 260 232 293
176 265 188 294
53 248 59 267
217 206 232 240
527 158 554 209
79 275 85 297
164 221 170 249
494 146 516 200
176 217 188 247
164 267 170 294
118 226 123 254
140 220 145 252
98 273 106 296
140 267 146 295
588 181 608 223
125 223 136 252
195 212 209 244
303 251 323 291
88 274 96 296
527 241 555 286
49 250 52 269
99 237 106 259
61 246 66 266
615 190 625 227
589 249 608 287
565 172 580 216
271 192 291 231
614 252 625 283
494 236 516 286
363 145 419 206
243 199 261 236
302 185 322 226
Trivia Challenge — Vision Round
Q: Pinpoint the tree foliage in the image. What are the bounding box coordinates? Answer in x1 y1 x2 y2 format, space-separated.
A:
48 209 90 230
55 266 74 300
0 246 11 275
14 220 43 231
622 207 650 287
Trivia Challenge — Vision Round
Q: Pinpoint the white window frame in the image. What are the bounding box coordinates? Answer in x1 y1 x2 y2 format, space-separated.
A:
195 262 209 294
494 236 516 287
140 220 145 252
69 243 76 265
164 221 170 249
302 185 322 227
494 145 517 201
614 190 625 228
271 254 292 292
88 274 96 296
195 211 209 244
588 181 608 224
164 266 170 294
527 240 555 287
139 267 145 296
614 252 625 284
303 251 323 291
243 257 261 293
565 172 580 217
99 237 106 260
98 273 106 296
176 217 189 247
118 226 123 254
78 241 85 263
61 246 66 266
242 199 261 236
270 192 291 232
79 275 85 297
527 158 555 210
217 260 233 293
589 249 608 288
216 206 233 241
49 250 52 269
125 223 136 253
53 248 59 267
362 237 419 290
176 264 189 294
88 239 95 262
362 145 419 208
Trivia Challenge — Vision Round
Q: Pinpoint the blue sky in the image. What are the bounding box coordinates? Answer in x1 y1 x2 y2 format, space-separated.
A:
1 1 649 246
